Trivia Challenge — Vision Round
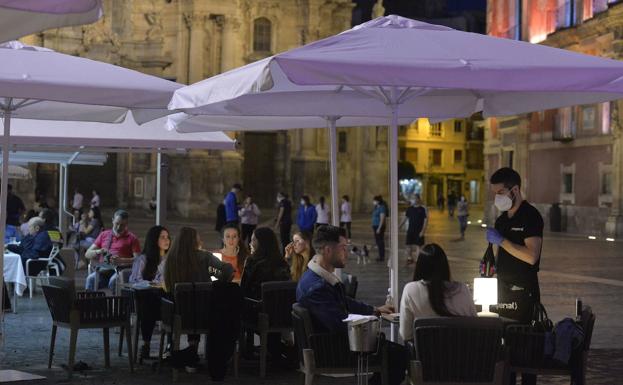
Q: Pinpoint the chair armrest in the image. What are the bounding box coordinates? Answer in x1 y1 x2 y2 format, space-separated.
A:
160 297 175 327
75 295 129 323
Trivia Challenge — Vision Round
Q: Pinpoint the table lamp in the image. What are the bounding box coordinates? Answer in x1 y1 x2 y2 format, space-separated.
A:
473 277 499 317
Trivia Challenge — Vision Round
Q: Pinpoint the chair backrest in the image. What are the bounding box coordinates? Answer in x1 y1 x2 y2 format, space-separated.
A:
292 303 313 365
58 248 76 279
173 282 212 332
414 317 504 383
580 305 596 352
261 281 297 328
42 284 73 324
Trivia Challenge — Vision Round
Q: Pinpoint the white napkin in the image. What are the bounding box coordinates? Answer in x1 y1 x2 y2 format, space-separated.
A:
343 314 378 325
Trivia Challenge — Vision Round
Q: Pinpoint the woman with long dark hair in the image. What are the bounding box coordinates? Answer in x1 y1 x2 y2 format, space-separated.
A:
217 223 249 283
399 243 476 341
241 227 290 300
129 225 170 359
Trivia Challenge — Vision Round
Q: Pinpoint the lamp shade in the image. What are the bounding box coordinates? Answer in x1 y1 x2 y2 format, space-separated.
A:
473 277 498 306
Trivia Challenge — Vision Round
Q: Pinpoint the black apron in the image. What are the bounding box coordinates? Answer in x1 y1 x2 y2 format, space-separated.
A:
496 278 539 324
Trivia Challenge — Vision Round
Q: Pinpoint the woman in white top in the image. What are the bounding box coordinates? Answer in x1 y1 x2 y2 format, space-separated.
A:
399 243 476 341
339 195 352 239
239 195 261 245
90 189 101 208
315 196 330 229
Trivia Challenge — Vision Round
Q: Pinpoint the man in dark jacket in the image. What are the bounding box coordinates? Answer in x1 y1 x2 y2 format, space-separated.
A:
296 225 405 384
8 217 52 275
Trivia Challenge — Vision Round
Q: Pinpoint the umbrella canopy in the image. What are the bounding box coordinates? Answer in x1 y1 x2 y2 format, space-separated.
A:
0 0 102 43
0 40 181 321
169 15 623 309
1 151 106 165
6 165 31 179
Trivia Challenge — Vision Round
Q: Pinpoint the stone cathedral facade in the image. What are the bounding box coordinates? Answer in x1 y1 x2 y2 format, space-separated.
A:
25 0 391 218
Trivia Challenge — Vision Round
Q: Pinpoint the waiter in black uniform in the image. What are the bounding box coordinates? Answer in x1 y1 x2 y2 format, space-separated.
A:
486 167 543 321
486 167 542 385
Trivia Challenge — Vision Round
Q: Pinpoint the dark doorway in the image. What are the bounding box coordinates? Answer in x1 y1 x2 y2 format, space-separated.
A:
243 133 277 208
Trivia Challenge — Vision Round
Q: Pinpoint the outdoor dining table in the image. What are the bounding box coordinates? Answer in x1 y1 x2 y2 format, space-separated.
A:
3 250 26 313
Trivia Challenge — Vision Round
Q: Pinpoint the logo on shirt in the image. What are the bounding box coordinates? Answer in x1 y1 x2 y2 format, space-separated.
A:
510 227 524 232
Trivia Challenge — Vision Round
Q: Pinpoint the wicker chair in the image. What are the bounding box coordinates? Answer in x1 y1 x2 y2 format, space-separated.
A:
241 281 297 377
409 317 505 385
506 306 596 385
291 303 387 385
42 280 133 379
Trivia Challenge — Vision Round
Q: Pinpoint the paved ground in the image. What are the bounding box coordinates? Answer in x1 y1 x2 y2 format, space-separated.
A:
1 207 622 384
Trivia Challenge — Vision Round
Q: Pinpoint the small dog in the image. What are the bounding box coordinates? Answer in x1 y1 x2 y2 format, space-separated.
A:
350 244 370 265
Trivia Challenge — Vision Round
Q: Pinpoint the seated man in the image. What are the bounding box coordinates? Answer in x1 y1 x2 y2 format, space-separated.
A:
296 225 406 385
8 217 52 276
85 209 141 291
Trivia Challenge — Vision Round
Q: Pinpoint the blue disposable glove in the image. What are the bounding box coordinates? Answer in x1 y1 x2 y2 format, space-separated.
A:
486 228 504 246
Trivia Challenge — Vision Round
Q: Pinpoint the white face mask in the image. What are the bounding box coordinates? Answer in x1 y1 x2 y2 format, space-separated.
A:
494 192 513 212
300 200 305 206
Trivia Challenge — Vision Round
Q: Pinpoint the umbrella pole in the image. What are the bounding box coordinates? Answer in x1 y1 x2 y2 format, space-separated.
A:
327 117 340 226
389 93 400 312
0 102 13 324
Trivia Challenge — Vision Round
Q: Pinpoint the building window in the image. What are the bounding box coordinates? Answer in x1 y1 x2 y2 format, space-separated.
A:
430 149 442 167
454 120 463 133
553 107 576 141
454 150 463 164
338 131 347 153
430 123 442 137
253 18 272 52
580 105 596 131
560 163 575 204
601 171 612 195
602 102 611 135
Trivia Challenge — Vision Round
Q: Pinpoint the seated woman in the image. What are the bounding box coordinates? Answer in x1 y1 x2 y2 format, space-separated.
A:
216 224 249 283
240 227 291 360
129 225 170 360
284 231 314 282
241 227 291 300
399 243 476 342
163 226 234 367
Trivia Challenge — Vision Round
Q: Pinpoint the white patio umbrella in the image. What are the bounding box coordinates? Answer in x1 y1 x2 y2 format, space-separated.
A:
169 15 623 308
3 112 236 227
0 41 181 321
5 165 31 179
0 0 102 43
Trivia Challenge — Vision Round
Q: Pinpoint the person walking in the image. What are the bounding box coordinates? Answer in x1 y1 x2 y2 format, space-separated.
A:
315 196 330 229
339 195 352 239
296 195 317 233
239 195 261 245
456 195 469 240
371 195 387 262
399 194 427 265
71 187 83 212
447 190 457 217
274 192 292 252
90 189 101 209
224 183 242 226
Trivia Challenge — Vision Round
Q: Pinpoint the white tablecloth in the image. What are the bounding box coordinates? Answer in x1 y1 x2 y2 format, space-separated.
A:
4 252 26 296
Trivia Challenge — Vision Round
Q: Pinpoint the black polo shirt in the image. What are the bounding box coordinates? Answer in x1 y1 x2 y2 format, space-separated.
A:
494 200 543 288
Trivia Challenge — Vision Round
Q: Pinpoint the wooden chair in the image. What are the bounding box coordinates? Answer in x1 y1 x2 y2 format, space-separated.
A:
291 303 387 385
241 281 297 377
506 306 596 385
42 280 133 379
409 317 505 385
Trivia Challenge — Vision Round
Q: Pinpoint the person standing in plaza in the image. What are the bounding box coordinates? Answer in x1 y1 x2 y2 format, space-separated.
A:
447 190 457 217
315 196 330 229
274 192 292 252
436 192 445 212
71 187 83 212
339 195 352 239
6 184 25 227
224 183 242 226
400 194 427 265
371 195 387 262
296 195 317 233
456 195 469 240
90 189 101 209
239 195 261 245
486 167 543 385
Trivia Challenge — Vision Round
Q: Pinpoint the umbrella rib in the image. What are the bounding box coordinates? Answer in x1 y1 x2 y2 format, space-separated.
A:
13 99 42 110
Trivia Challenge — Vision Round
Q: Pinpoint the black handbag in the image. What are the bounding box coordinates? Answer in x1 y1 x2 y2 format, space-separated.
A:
531 301 553 333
